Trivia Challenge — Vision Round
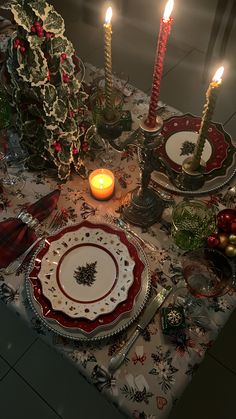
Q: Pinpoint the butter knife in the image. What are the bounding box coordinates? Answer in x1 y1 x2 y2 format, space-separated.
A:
108 287 172 374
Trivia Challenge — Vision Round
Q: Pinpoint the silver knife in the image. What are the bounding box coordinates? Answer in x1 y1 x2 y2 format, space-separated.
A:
108 287 172 374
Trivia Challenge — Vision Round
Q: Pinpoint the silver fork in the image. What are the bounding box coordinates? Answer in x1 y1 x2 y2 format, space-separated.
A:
1 210 64 275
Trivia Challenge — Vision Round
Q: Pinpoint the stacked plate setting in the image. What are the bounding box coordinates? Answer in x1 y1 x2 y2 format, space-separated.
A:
26 221 151 341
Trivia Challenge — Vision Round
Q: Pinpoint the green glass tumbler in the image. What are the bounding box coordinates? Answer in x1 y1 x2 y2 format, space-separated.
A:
171 200 216 250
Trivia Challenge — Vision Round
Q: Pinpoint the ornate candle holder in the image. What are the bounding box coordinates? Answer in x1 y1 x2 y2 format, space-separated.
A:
158 156 206 192
120 117 165 227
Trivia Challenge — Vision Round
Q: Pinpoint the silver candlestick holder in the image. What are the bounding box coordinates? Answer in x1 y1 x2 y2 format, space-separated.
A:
120 116 165 228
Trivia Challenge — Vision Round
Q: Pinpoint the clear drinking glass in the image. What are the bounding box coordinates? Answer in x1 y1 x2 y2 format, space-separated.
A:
89 88 123 165
182 247 235 298
0 151 25 192
171 200 216 250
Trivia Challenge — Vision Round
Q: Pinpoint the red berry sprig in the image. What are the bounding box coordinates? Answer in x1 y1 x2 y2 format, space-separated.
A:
60 53 67 63
81 141 89 153
72 146 79 155
13 39 26 54
62 72 70 83
52 142 62 153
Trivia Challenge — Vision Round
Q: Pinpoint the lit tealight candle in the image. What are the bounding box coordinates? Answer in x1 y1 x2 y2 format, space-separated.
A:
89 168 115 200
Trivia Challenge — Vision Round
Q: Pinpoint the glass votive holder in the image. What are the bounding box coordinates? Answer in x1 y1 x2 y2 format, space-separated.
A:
89 168 115 200
171 199 216 250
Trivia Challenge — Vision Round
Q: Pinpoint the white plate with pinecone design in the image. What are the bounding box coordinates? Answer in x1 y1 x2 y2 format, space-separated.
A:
28 221 144 321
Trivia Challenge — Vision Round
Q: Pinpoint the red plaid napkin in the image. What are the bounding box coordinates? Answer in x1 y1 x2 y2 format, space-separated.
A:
0 189 60 269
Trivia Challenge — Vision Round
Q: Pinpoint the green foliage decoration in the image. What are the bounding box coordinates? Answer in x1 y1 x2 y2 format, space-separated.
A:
2 0 91 180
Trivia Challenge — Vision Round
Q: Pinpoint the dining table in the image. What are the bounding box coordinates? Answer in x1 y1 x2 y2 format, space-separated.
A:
0 62 236 419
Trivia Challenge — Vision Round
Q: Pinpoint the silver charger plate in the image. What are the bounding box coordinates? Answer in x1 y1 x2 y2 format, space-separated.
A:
26 229 151 342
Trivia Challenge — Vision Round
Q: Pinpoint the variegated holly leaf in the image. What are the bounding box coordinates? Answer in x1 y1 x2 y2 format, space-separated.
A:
63 117 77 133
74 161 87 178
45 120 59 130
58 162 70 180
43 84 57 116
11 3 34 31
1 1 17 10
68 95 79 112
61 57 75 76
54 98 67 123
43 6 65 35
49 36 74 56
47 55 60 75
29 0 50 19
17 48 48 86
57 84 69 103
68 79 81 95
27 35 45 49
58 144 72 165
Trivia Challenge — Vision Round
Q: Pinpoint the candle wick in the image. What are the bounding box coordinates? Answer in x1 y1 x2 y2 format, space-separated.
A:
99 178 104 188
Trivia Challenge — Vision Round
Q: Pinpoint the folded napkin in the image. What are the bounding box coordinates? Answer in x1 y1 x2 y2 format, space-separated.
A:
0 189 60 269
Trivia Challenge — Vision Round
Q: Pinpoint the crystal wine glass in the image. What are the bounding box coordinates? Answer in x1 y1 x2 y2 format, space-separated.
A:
89 88 123 166
0 150 25 193
173 248 235 333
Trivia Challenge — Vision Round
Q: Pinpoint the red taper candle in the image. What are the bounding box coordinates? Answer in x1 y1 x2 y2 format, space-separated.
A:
145 0 174 129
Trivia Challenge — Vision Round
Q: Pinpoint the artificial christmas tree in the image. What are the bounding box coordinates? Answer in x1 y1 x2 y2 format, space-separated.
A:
2 0 91 180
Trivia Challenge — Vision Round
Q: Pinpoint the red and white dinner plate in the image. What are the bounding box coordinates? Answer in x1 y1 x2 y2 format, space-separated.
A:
27 221 150 339
151 114 236 195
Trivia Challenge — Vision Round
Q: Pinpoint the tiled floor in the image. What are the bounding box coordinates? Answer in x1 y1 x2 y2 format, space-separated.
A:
1 1 236 418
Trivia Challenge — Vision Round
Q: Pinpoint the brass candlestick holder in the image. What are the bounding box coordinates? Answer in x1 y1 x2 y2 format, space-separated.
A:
120 117 165 227
159 155 206 192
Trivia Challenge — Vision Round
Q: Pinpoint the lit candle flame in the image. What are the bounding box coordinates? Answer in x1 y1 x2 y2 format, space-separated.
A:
212 66 224 84
99 177 104 188
163 0 174 22
105 7 112 24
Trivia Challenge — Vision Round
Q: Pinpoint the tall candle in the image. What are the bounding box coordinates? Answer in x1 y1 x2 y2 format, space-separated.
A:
190 66 224 171
103 7 113 120
145 0 174 129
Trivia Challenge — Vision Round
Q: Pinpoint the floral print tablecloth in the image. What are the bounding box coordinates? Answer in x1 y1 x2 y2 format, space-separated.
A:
0 63 235 419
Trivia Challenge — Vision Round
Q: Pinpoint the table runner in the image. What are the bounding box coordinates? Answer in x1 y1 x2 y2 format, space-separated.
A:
0 63 235 419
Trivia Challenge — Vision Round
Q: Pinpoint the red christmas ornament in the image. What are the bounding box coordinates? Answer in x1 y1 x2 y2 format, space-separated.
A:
231 222 236 235
31 25 36 33
47 71 51 81
207 233 220 248
20 46 26 54
52 142 62 153
217 209 236 233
